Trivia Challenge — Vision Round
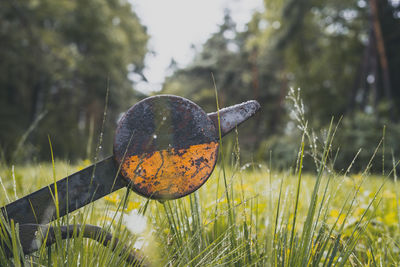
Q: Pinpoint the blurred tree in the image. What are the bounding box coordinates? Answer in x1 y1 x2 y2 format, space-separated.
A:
349 0 400 116
0 0 148 162
162 10 266 155
162 0 400 169
163 10 240 111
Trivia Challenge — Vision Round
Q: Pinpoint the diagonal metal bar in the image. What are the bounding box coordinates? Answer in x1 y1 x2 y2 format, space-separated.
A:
1 156 127 225
208 100 260 137
0 97 261 263
1 100 260 226
17 223 147 265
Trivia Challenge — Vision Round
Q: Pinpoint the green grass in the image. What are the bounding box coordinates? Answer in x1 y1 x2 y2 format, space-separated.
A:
1 150 400 266
1 89 400 266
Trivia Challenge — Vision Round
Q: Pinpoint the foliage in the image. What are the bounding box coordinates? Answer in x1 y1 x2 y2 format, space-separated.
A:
0 0 149 163
335 111 400 173
162 0 400 171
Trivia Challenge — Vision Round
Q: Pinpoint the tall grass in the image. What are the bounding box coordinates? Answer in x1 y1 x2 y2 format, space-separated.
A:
1 136 399 265
0 161 144 266
146 132 380 265
1 88 400 265
143 89 398 266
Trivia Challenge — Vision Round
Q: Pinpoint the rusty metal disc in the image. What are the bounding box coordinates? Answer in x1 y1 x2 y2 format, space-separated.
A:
113 95 219 200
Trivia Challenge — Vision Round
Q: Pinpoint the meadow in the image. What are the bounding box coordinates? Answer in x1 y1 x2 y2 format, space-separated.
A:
1 90 399 266
1 137 400 266
1 0 399 265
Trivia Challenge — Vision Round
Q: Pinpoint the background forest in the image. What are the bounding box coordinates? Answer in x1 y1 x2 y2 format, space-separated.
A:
1 0 400 173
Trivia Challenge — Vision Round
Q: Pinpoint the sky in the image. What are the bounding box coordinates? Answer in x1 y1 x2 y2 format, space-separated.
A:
130 0 264 94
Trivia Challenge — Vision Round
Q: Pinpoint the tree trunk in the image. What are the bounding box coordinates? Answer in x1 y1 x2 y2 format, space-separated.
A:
370 0 393 104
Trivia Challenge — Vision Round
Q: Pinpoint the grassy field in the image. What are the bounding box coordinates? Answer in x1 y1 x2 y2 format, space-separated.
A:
1 150 400 266
1 92 399 266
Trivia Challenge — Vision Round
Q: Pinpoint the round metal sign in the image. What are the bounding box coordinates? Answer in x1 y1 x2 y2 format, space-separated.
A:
113 95 219 200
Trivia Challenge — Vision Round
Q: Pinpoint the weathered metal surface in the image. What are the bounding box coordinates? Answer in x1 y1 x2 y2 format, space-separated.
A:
121 142 218 200
1 156 127 225
1 96 260 225
1 95 261 261
114 95 219 200
208 100 260 137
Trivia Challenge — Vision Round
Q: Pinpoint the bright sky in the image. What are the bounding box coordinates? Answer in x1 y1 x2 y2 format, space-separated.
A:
130 0 264 94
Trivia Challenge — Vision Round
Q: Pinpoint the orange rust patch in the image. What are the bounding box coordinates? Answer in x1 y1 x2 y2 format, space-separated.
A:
121 142 218 199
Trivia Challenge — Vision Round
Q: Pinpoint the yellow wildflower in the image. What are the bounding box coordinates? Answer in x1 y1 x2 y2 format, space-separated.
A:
383 190 396 199
104 192 120 204
330 209 345 225
126 201 141 212
76 159 92 171
383 211 398 226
